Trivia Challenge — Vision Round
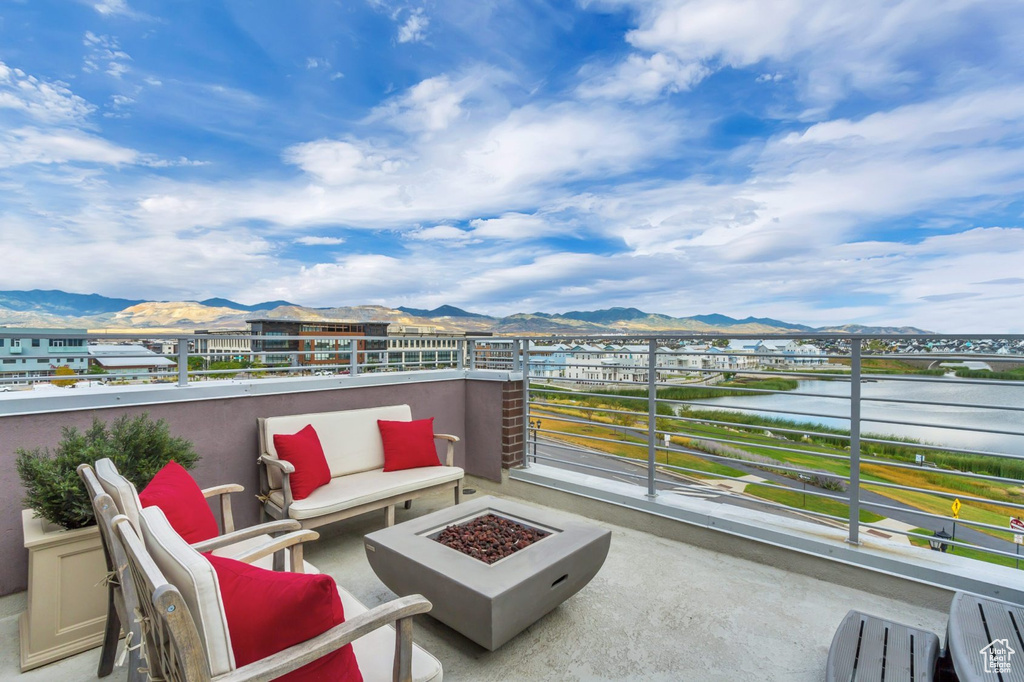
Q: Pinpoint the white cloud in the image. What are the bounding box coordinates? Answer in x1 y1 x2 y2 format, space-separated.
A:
282 139 406 185
0 127 139 167
397 8 429 43
295 236 345 246
590 0 1022 108
407 225 470 241
577 52 710 102
83 32 132 79
92 0 132 16
0 61 96 124
469 213 552 240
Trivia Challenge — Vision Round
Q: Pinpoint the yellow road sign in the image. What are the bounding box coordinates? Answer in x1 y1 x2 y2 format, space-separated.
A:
952 498 962 518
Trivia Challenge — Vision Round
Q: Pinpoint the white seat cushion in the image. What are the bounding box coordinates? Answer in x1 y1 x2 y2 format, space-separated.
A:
268 466 464 520
210 533 319 574
139 506 235 676
339 585 443 682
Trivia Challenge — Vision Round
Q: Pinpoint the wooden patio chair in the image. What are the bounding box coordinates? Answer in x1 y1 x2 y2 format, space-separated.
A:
78 463 146 682
113 506 438 682
93 457 313 571
81 460 317 680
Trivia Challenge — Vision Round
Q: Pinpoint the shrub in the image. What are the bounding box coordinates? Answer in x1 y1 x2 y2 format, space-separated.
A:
16 413 199 530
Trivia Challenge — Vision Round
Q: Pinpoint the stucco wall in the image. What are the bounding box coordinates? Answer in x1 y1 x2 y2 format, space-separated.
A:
0 376 506 595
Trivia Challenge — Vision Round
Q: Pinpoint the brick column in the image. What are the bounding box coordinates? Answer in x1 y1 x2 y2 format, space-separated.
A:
501 380 524 469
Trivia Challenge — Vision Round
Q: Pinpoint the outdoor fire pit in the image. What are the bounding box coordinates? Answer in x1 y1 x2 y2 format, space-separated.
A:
364 496 611 650
432 512 549 564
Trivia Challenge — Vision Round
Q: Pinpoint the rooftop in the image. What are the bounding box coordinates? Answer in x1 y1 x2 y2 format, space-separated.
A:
0 483 950 681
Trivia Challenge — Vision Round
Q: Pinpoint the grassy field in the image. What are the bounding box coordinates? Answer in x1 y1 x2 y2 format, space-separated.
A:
529 380 1024 569
745 483 885 523
907 528 1024 569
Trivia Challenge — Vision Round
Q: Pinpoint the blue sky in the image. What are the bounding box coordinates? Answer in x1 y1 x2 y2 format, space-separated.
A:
1 0 1023 331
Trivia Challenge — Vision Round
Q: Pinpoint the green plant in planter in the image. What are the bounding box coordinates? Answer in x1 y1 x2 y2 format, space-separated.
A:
16 413 199 530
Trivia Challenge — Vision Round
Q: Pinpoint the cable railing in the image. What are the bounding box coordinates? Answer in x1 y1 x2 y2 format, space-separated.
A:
520 334 1024 568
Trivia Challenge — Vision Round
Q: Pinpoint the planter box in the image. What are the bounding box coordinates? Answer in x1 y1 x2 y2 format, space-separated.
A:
19 509 107 671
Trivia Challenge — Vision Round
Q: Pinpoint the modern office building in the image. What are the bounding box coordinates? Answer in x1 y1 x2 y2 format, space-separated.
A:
0 327 89 385
193 330 251 363
387 324 464 369
246 319 390 368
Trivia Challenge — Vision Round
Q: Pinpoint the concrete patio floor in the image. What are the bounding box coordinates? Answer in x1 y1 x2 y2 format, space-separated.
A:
0 480 950 682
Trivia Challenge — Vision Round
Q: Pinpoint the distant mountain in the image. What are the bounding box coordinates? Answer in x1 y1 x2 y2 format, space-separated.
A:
0 289 146 316
560 307 670 323
689 313 815 331
818 324 931 334
198 298 297 312
397 305 493 319
0 289 934 334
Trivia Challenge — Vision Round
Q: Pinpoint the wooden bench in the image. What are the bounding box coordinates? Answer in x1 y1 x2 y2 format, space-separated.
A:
257 404 464 530
827 610 940 682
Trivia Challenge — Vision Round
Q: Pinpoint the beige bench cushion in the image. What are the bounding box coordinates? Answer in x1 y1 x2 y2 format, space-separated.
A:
261 405 414 487
269 466 464 520
341 584 443 682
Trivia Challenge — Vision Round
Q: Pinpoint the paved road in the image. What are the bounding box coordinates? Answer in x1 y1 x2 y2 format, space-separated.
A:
530 435 1023 561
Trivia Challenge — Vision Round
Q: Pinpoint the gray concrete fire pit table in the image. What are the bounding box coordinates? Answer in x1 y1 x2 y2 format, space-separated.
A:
363 495 611 650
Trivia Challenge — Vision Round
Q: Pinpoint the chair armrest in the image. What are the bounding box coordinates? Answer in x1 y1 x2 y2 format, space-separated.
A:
258 456 296 514
215 595 432 682
228 530 320 573
190 519 302 554
201 483 245 534
434 433 459 467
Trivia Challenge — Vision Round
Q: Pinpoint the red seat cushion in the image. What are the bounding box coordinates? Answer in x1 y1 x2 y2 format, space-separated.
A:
139 461 219 544
206 554 362 681
273 424 331 500
378 418 441 472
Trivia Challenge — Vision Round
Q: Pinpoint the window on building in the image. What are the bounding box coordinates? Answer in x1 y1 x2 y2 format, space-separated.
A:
32 339 41 347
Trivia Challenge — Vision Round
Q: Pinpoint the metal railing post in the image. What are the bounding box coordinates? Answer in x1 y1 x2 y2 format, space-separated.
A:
513 339 522 372
847 338 862 545
468 340 476 370
647 338 658 499
350 343 359 377
177 338 188 386
522 339 531 468
456 339 464 370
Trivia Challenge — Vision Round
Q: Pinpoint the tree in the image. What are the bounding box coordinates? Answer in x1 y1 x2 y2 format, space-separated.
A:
52 365 78 388
711 338 730 348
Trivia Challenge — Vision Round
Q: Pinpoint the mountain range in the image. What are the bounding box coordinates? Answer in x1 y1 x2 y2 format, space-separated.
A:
0 290 930 335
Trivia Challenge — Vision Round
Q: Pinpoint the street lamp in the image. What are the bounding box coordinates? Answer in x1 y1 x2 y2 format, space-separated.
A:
529 419 541 464
929 528 952 552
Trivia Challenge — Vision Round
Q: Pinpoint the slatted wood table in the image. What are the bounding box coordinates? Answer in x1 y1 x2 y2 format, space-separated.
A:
826 610 940 682
946 591 1024 682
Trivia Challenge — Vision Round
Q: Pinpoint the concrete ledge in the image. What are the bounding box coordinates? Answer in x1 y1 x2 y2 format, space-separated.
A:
0 369 519 416
473 465 1024 611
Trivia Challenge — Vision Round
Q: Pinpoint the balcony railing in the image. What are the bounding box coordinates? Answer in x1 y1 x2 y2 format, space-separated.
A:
0 332 512 388
519 333 1024 569
3 329 1023 571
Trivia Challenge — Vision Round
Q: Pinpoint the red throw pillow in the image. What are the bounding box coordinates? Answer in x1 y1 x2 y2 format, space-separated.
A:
378 418 440 472
139 461 218 544
273 424 331 500
206 554 362 682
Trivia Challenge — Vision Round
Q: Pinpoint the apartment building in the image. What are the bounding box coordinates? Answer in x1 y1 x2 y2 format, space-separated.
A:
0 327 89 385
